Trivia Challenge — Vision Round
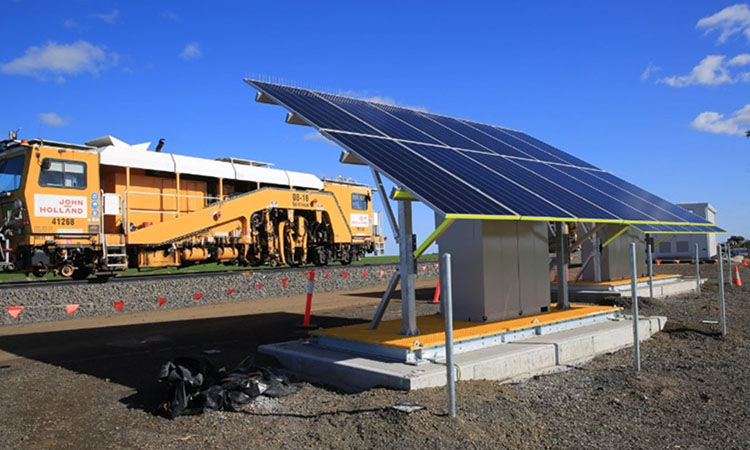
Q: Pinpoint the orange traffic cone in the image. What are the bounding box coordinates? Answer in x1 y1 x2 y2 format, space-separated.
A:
743 260 748 268
732 265 743 287
552 267 570 282
656 259 661 265
432 279 441 304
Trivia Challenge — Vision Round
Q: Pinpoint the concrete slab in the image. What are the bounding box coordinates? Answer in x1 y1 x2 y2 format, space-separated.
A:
260 315 667 391
554 276 703 299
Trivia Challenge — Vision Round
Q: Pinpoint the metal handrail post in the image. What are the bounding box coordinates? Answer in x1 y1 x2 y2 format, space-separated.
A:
441 253 456 418
695 243 701 297
647 241 654 298
718 244 727 337
630 243 641 372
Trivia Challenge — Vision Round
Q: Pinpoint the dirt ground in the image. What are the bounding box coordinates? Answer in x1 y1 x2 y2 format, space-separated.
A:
0 263 748 450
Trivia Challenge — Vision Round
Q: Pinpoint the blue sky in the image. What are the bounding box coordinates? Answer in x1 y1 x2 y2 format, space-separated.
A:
2 1 750 253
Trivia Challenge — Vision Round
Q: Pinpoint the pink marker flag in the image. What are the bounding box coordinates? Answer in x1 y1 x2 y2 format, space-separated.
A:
7 306 23 319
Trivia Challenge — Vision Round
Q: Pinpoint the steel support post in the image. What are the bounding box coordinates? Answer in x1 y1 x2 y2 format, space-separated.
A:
647 238 654 299
630 243 641 372
718 244 727 337
441 253 456 418
369 270 401 330
727 242 732 287
398 200 418 336
695 243 701 297
371 169 399 242
555 222 569 310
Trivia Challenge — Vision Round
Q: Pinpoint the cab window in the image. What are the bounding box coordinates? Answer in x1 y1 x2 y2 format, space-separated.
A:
0 155 25 192
351 193 368 210
39 159 86 189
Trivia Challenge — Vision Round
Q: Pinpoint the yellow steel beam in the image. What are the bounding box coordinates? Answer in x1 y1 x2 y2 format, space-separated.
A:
653 234 674 247
629 224 725 235
601 225 630 249
390 188 417 201
443 213 715 227
414 219 454 259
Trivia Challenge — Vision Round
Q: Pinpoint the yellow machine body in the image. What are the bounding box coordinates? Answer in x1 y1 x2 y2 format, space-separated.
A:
0 138 383 278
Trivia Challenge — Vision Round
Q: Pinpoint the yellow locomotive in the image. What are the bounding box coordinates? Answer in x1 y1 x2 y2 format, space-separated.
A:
0 134 384 279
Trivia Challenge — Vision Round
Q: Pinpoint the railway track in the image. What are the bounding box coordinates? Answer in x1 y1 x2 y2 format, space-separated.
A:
0 262 403 290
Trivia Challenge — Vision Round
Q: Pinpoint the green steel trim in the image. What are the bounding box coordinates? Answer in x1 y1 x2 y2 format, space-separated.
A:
443 213 715 227
414 219 455 259
391 188 417 201
601 225 630 249
653 234 674 247
630 224 726 235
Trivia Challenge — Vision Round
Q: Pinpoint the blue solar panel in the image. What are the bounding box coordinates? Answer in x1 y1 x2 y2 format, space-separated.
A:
501 129 598 169
246 79 718 226
401 143 572 218
323 132 514 216
459 122 571 165
317 93 444 145
371 104 486 151
464 152 620 220
589 171 711 225
251 81 382 136
510 159 659 222
420 114 530 159
551 165 691 223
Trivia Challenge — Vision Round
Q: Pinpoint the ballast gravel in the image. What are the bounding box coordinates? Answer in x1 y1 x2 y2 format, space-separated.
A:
0 262 439 325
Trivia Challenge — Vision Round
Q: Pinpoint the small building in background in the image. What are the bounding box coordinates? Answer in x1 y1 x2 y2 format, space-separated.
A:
652 203 718 262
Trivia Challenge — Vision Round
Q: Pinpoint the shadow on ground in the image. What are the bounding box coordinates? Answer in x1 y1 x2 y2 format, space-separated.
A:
347 286 438 301
0 312 368 412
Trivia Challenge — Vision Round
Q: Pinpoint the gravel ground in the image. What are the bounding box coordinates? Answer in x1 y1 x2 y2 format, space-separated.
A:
0 263 747 449
0 262 439 325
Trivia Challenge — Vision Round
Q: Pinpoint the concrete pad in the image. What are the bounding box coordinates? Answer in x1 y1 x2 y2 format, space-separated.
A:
260 315 667 391
620 279 703 298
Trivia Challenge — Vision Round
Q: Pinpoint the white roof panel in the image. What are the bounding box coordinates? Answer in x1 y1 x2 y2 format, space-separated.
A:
94 137 323 190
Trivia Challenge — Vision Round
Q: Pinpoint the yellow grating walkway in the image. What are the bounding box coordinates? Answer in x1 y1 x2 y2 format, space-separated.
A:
569 274 678 287
312 304 620 350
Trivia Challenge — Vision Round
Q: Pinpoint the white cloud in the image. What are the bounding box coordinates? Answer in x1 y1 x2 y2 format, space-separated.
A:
38 112 69 127
63 19 77 28
161 10 180 21
640 63 661 81
728 53 750 66
691 104 750 136
0 41 118 81
662 55 733 87
696 3 750 43
179 42 202 60
94 9 119 24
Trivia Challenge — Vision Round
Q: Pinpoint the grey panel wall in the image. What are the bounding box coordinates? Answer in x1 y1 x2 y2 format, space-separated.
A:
436 216 550 322
581 225 647 281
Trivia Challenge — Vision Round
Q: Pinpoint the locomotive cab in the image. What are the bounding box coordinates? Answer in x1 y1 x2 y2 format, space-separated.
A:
0 137 102 278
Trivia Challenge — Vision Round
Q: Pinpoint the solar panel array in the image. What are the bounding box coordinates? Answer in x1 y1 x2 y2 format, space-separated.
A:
246 80 717 229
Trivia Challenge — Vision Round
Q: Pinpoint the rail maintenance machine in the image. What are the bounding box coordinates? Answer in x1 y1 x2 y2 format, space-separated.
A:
0 133 384 279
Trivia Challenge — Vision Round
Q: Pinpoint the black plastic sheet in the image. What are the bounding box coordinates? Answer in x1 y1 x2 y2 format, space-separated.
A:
159 356 300 418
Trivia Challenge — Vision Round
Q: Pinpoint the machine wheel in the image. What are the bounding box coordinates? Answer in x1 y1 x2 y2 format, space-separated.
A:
60 264 75 278
339 249 352 266
313 247 328 266
32 267 48 278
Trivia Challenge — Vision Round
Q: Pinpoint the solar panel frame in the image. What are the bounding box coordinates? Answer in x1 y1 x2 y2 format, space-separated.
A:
246 79 719 227
630 224 725 234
